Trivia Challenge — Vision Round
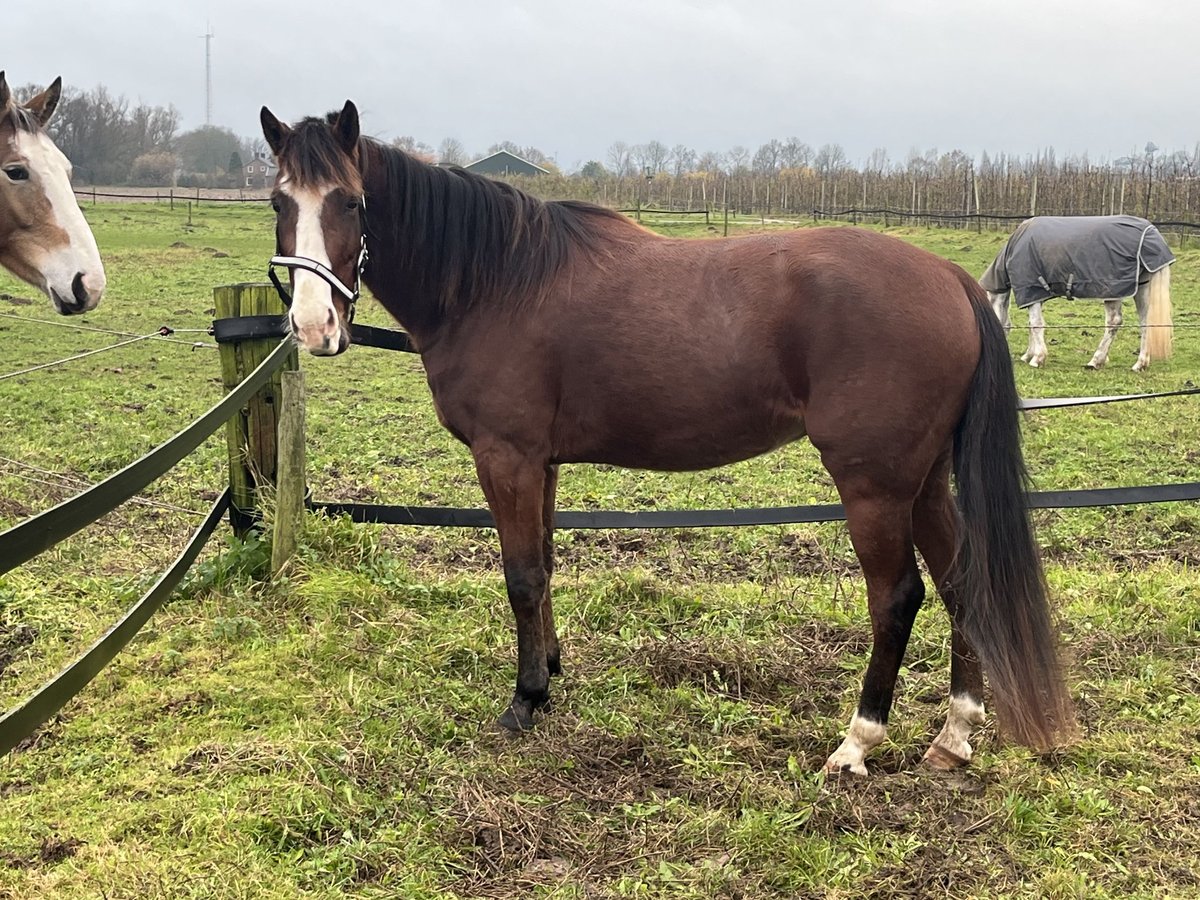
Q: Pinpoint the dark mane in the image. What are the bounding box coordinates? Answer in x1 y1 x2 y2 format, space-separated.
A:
356 138 637 317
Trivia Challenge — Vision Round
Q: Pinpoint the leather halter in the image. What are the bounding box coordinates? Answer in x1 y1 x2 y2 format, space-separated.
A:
267 196 368 324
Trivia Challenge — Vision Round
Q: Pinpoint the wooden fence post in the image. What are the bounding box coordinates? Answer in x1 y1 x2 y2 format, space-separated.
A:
214 283 298 537
272 370 306 574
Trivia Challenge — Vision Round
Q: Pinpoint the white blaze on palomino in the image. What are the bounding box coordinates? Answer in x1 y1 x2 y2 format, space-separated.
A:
280 179 343 354
823 712 887 776
17 129 105 311
924 693 986 769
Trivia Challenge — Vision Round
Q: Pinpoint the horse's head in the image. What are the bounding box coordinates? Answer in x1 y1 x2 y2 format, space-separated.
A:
0 73 105 315
261 101 365 356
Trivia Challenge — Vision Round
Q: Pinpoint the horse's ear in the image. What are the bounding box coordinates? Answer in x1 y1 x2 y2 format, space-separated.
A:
0 73 10 112
333 100 360 156
261 106 291 156
25 77 62 126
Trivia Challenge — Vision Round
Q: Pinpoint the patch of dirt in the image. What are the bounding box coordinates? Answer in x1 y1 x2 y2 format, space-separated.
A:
1 835 84 870
0 293 34 305
0 624 37 680
449 721 702 895
171 740 297 778
635 623 870 713
160 690 214 719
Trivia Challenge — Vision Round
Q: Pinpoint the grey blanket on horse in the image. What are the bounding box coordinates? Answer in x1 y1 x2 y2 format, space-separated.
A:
980 215 1175 308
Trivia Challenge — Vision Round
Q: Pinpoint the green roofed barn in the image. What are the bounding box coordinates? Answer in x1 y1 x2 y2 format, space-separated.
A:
463 150 550 177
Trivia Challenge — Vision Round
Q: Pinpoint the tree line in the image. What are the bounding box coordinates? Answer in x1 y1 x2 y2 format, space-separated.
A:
13 81 265 188
15 82 1200 221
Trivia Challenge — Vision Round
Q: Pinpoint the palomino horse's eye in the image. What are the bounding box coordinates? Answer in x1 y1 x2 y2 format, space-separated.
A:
3 167 29 182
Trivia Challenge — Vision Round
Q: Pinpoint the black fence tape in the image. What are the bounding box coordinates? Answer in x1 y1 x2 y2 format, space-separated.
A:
311 479 1200 530
0 339 293 576
212 316 418 354
0 489 230 756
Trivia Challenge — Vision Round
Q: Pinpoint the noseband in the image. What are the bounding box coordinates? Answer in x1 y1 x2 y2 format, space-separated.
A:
268 196 369 324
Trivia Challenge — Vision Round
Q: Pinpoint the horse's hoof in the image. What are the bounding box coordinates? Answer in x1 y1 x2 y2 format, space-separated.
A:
496 701 536 733
823 759 868 777
923 743 970 771
547 655 563 677
1084 363 1099 370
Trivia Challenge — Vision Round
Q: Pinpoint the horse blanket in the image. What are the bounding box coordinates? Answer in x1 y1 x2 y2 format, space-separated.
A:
980 215 1175 308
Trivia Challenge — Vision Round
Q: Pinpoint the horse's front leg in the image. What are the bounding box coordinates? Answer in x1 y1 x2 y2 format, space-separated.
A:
1023 302 1047 367
1086 300 1122 369
542 464 562 676
472 442 552 732
988 290 1013 336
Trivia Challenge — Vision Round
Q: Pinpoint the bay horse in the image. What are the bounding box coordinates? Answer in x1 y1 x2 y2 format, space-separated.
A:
982 215 1174 371
0 72 105 314
261 101 1075 775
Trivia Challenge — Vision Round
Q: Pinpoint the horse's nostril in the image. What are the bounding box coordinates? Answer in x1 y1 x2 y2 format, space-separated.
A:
71 272 89 306
326 309 335 327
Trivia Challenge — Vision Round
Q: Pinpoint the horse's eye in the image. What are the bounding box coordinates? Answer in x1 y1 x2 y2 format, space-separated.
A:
271 199 281 213
4 167 29 182
346 198 359 212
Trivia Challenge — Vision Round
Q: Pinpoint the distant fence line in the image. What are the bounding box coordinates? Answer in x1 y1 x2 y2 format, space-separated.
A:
811 206 1200 236
73 188 1200 239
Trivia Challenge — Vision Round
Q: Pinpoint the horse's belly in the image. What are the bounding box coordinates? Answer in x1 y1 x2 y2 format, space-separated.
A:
557 398 807 472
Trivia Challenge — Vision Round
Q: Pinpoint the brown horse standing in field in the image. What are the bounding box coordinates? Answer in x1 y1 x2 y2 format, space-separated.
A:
261 101 1075 774
0 72 105 314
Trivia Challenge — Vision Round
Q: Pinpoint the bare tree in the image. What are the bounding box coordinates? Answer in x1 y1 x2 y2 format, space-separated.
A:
780 138 812 169
438 137 468 166
392 135 436 162
814 143 847 177
753 140 782 175
607 141 633 177
669 144 696 178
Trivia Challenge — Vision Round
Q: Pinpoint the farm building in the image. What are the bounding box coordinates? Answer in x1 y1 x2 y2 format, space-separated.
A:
243 152 278 188
462 150 549 177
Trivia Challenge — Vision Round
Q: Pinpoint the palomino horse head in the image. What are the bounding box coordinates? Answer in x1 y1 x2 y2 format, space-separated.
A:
0 73 105 315
261 101 365 356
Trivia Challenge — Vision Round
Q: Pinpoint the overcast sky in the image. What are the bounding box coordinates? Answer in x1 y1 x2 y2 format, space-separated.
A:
7 0 1198 171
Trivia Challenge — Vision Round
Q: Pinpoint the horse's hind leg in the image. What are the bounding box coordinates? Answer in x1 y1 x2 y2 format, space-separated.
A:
823 481 925 776
1086 300 1123 370
542 464 562 676
1133 284 1152 371
912 451 986 769
472 442 551 731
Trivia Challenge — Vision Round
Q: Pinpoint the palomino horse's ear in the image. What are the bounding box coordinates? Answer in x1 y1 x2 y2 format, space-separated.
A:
0 73 10 112
260 106 291 156
333 100 360 156
24 77 63 127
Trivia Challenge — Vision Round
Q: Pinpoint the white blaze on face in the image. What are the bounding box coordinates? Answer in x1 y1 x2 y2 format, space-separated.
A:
281 180 344 354
18 129 105 312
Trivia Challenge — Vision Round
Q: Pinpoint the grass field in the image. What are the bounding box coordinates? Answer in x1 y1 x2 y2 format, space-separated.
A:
0 201 1198 899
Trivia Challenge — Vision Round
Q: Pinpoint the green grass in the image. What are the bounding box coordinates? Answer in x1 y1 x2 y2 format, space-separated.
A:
0 203 1199 898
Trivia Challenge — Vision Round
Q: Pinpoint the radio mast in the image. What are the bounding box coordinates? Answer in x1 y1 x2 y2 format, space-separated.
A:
201 24 214 125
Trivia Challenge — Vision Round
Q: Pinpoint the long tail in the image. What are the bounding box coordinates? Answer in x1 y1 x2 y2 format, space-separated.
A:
951 274 1076 749
1145 265 1173 361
